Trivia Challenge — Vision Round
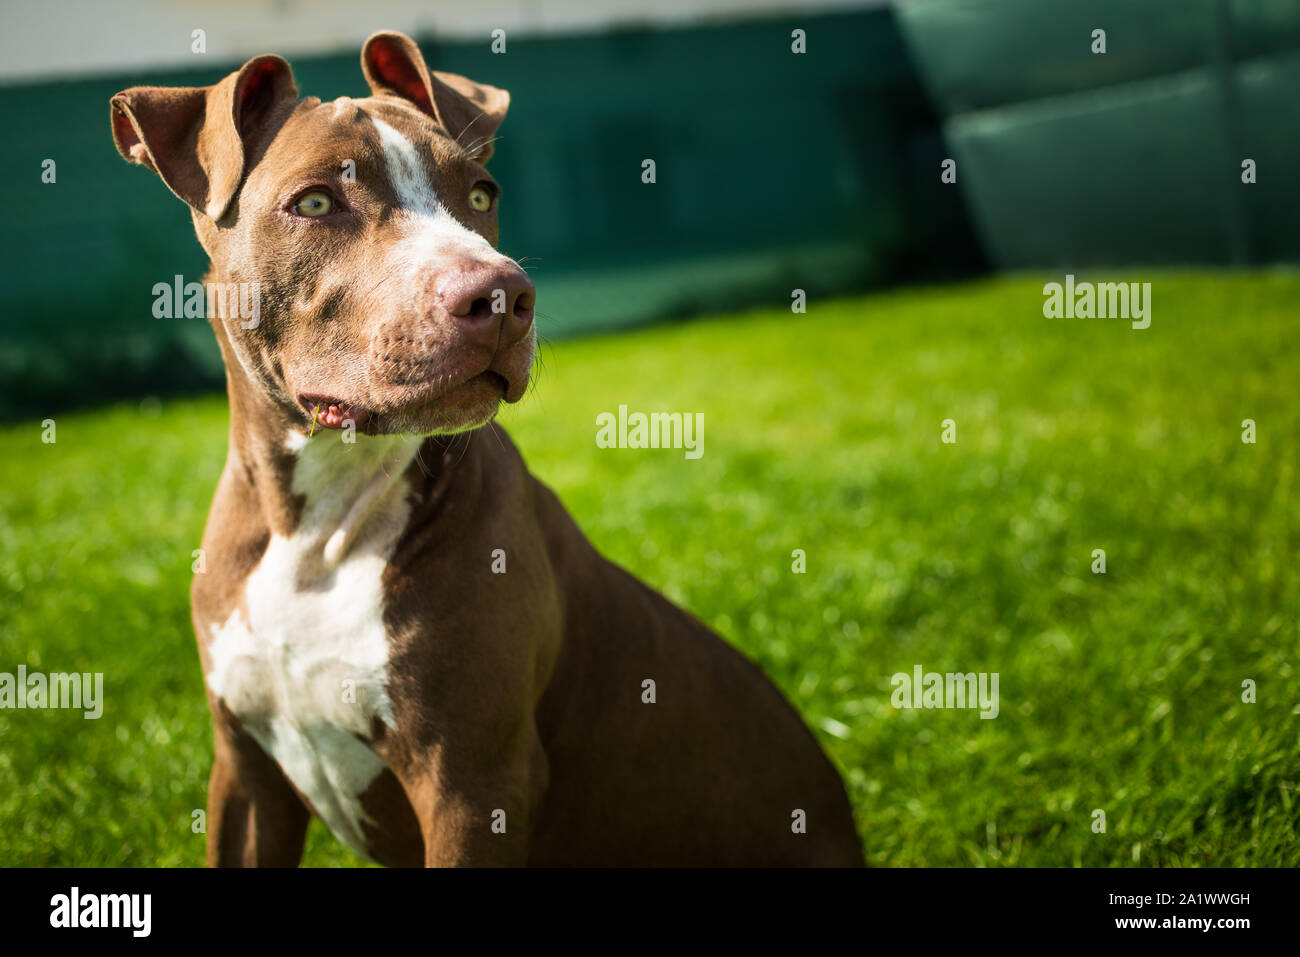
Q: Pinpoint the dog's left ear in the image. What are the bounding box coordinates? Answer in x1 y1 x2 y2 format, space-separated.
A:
361 31 509 163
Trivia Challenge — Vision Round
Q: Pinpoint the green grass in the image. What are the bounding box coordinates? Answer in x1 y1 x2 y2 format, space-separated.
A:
2 272 1297 867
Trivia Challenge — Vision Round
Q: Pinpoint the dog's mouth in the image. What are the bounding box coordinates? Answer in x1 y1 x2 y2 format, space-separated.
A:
298 395 371 431
471 369 510 396
296 369 511 433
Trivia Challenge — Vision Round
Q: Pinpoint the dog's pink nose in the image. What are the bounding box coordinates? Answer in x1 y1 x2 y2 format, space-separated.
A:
438 262 535 347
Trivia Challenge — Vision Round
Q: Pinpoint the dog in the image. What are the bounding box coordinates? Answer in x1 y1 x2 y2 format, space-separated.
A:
111 30 863 866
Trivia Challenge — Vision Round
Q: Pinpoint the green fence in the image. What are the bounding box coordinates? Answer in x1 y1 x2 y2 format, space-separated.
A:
896 0 1300 268
1 8 977 420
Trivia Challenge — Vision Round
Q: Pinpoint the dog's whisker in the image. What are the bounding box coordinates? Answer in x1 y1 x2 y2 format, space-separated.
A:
465 134 501 157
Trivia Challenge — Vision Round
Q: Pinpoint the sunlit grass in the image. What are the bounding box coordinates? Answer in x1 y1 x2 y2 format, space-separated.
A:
2 272 1297 866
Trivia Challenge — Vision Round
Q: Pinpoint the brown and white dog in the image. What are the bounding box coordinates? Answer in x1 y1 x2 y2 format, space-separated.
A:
111 31 862 866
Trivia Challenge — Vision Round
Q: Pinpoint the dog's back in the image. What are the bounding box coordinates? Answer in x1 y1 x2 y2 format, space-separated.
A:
509 431 864 865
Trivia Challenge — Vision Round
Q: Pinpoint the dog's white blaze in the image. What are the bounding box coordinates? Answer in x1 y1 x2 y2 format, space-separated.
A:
206 432 421 860
369 114 497 276
371 115 441 216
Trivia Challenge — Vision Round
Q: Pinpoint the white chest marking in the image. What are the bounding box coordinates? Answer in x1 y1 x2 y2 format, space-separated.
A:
206 432 421 858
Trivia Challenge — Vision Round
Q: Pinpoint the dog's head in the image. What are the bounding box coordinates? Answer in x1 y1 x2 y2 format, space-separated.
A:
111 31 534 436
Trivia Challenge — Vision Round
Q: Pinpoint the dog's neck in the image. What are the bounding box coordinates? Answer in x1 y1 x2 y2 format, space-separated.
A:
220 368 425 568
285 429 424 568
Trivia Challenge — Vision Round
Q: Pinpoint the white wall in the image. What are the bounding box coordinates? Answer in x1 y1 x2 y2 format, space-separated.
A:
0 0 888 83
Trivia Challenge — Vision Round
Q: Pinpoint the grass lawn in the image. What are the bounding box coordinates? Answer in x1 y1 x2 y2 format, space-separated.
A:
1 272 1297 867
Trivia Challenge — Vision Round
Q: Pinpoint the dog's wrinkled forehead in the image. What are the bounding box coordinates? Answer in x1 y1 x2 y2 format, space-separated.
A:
251 95 482 215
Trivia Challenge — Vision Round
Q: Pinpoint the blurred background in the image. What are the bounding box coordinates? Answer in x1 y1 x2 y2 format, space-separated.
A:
6 0 1300 419
2 1 1298 867
4 0 1299 418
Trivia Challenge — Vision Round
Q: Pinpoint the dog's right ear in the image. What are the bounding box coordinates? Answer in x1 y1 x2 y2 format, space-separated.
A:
111 55 298 220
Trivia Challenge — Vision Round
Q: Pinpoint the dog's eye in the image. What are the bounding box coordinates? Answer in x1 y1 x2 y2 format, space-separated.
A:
293 190 334 217
468 184 495 213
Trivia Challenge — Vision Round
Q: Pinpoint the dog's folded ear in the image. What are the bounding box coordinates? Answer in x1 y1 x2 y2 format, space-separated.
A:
111 55 298 220
361 31 509 163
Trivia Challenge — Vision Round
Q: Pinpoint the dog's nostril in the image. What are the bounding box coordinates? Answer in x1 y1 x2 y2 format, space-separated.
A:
465 297 493 320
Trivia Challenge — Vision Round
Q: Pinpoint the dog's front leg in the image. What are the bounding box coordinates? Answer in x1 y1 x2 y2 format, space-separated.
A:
206 724 310 867
397 727 549 867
